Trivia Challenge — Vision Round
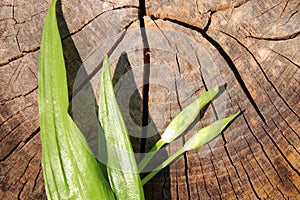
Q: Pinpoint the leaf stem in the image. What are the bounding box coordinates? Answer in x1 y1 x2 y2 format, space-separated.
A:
141 147 185 185
138 139 165 171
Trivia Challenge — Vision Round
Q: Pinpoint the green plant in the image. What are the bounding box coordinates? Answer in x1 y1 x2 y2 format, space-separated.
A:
98 56 144 199
38 0 240 199
38 1 115 199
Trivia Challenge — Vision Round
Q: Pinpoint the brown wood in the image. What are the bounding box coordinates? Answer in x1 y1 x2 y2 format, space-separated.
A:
1 0 299 199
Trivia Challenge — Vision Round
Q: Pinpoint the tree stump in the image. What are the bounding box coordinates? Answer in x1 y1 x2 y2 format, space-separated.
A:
0 0 299 199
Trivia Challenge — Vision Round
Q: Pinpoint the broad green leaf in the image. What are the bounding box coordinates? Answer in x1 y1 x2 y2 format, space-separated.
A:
141 112 240 185
138 86 219 171
98 56 144 200
38 1 115 199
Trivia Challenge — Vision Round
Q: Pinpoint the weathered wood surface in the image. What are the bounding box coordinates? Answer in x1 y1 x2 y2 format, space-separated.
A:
1 0 299 199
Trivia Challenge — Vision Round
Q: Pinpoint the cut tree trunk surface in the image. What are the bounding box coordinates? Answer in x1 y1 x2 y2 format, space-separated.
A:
0 0 299 199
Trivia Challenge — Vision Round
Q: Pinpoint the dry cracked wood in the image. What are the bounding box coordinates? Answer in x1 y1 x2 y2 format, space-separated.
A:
0 0 299 199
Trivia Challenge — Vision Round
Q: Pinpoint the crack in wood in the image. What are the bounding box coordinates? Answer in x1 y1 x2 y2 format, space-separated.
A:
196 55 219 121
0 6 137 68
17 179 27 199
247 30 300 41
173 52 191 200
24 127 40 145
198 52 247 198
152 19 173 47
70 20 137 99
241 111 300 195
209 0 250 12
61 6 139 41
253 1 283 19
261 126 300 177
220 30 300 120
0 103 34 126
0 140 22 162
271 119 300 154
161 169 168 199
221 156 240 199
175 177 179 200
14 10 47 25
280 0 290 18
258 78 300 146
17 152 38 186
194 181 201 199
0 118 27 144
174 79 182 111
149 16 267 125
15 31 21 53
10 150 41 198
269 48 300 69
0 126 39 164
0 86 38 105
202 11 214 33
288 9 299 20
139 0 150 154
183 153 191 199
0 47 40 68
257 79 300 140
198 158 211 198
208 150 223 198
243 136 286 199
32 165 42 193
241 112 285 184
236 151 262 199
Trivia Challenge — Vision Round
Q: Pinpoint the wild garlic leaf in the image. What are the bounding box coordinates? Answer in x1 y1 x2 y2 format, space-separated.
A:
141 112 240 185
161 86 220 143
98 56 145 200
183 112 240 151
38 1 115 199
138 86 220 171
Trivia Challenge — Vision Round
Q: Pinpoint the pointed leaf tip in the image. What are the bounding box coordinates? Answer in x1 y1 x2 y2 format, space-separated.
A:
184 111 240 151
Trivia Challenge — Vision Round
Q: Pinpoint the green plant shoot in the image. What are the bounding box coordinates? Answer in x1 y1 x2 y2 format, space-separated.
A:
141 112 240 185
138 86 219 171
98 56 145 200
38 1 115 199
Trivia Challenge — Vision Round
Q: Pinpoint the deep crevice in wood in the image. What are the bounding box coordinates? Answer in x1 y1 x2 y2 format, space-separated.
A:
24 127 40 145
139 0 150 154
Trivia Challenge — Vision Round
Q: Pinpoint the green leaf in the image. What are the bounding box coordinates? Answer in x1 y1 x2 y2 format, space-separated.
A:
161 86 219 143
38 1 115 199
141 112 240 185
98 56 145 200
183 112 240 151
138 86 219 171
